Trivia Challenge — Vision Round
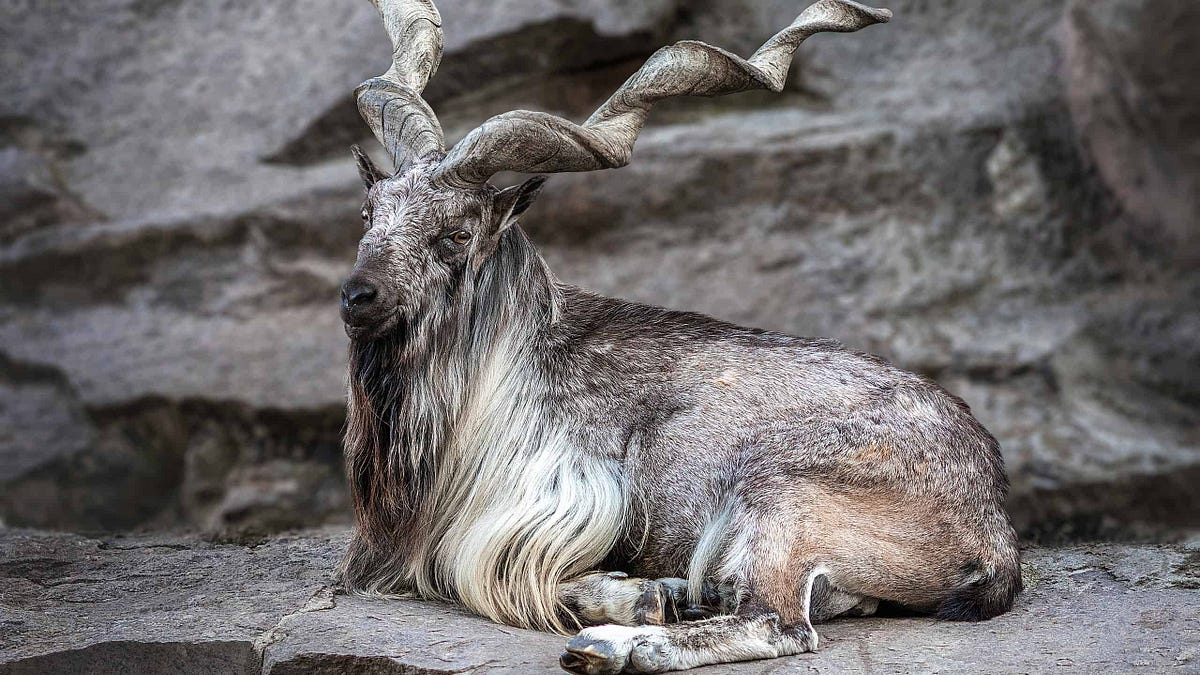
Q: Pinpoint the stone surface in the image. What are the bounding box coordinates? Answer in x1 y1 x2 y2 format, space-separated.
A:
1 0 1198 536
0 529 343 674
1 529 1198 674
1063 0 1200 264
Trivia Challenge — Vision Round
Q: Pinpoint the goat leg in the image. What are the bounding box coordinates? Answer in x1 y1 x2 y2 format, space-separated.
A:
559 572 720 627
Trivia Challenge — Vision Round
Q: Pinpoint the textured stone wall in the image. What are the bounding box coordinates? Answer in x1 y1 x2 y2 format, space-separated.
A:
1 0 1196 539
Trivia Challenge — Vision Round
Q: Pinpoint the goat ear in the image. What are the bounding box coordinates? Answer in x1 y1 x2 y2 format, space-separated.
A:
491 175 547 235
351 145 388 190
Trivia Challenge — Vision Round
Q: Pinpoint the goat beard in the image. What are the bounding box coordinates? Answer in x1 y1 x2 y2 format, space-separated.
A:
339 236 627 632
343 283 465 542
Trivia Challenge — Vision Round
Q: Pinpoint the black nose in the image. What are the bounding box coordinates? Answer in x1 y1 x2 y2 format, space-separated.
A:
341 279 378 309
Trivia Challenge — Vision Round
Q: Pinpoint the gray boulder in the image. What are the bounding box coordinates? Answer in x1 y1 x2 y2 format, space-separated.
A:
1064 0 1200 264
0 0 1197 538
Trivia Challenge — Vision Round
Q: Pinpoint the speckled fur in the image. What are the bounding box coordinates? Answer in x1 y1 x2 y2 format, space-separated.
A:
340 0 1019 670
337 158 1021 673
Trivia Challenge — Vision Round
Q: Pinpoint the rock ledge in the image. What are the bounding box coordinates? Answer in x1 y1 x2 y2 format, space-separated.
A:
1 529 1197 674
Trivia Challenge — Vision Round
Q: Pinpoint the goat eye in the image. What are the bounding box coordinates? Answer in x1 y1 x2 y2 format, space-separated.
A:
360 209 370 222
450 230 472 245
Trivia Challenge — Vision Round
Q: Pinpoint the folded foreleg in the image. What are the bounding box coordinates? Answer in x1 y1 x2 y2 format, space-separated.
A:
558 572 722 628
558 557 829 674
558 608 815 675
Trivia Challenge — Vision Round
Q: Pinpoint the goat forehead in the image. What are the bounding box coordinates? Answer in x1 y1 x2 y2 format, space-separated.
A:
391 192 485 229
373 166 429 199
361 192 486 253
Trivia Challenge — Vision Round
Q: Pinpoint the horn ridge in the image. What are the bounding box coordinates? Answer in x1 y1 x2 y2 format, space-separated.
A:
356 0 446 171
431 0 890 188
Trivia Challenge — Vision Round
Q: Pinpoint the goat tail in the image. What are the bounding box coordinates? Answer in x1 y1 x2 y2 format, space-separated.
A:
935 543 1023 622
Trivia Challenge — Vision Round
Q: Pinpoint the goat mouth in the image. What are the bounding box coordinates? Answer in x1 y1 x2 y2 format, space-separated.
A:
344 308 404 342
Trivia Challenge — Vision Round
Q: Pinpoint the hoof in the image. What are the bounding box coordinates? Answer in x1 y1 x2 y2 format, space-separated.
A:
560 625 672 674
680 606 718 621
560 634 627 675
634 578 698 625
633 581 670 625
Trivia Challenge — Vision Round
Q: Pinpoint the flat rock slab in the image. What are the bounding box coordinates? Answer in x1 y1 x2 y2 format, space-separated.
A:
1 529 1197 674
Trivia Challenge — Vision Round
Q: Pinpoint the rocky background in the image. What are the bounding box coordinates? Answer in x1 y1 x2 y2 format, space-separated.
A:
1 0 1197 542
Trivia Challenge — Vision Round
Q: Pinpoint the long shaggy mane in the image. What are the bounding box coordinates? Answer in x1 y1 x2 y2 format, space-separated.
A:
338 227 628 633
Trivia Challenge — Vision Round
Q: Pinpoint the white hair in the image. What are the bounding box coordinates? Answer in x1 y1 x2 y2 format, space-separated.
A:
340 229 628 633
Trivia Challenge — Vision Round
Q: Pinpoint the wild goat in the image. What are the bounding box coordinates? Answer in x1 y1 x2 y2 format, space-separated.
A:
336 0 1022 672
